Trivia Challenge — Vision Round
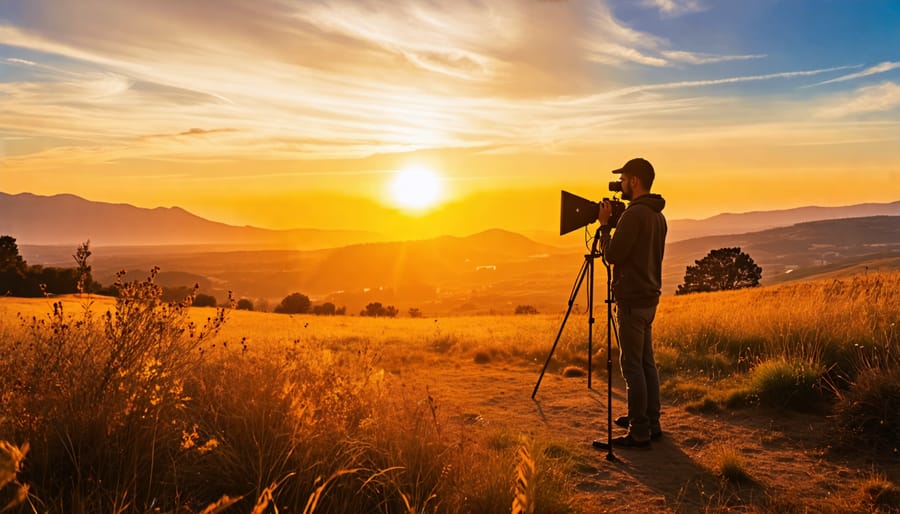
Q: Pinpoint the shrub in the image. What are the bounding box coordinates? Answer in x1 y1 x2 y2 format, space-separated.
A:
313 302 336 315
748 358 824 411
0 268 227 512
193 293 217 307
275 292 311 314
236 298 254 310
830 365 900 453
515 305 538 315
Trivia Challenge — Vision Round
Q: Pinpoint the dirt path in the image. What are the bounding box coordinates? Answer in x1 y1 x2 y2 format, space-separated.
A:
395 358 898 513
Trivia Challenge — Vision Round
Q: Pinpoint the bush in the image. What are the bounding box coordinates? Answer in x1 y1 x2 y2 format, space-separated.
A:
830 365 900 453
360 302 398 317
236 298 254 310
193 293 217 307
275 292 311 314
748 358 824 410
515 305 538 315
313 302 336 315
0 267 227 512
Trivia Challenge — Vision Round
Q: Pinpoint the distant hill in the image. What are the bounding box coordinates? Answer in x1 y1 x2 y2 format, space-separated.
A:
0 192 382 249
666 201 900 242
664 215 900 290
18 216 899 315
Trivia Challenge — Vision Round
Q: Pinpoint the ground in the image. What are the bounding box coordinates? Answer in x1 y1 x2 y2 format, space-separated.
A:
398 357 899 513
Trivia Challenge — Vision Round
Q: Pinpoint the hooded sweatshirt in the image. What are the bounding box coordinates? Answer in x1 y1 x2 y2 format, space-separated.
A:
600 193 667 308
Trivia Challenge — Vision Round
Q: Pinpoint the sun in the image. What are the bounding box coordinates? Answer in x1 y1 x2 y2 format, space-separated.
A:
389 166 443 211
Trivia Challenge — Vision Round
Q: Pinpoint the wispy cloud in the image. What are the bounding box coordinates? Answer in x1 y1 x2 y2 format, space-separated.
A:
6 57 37 66
661 50 766 65
596 65 861 98
818 81 900 118
642 0 706 16
0 0 893 171
809 61 900 87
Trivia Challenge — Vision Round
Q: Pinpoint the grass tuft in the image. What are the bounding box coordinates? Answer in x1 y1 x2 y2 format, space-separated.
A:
830 364 900 453
748 357 824 411
708 446 754 484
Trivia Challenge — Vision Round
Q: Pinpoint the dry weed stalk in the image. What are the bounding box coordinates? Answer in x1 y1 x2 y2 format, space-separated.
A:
0 441 31 512
512 441 535 514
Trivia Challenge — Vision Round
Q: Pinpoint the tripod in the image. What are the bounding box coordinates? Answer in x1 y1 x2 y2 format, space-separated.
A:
532 227 618 461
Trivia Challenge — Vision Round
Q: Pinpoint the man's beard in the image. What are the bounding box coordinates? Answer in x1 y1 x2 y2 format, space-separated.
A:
621 187 633 201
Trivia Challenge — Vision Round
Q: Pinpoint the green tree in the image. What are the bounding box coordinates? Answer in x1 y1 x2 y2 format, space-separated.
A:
361 302 398 317
313 302 336 315
676 247 762 295
515 305 539 315
0 235 28 295
275 292 311 314
193 293 217 307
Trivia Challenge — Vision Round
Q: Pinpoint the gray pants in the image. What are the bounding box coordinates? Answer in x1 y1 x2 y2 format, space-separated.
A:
616 304 661 440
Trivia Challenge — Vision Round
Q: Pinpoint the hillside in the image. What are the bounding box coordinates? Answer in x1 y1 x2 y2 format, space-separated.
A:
0 192 382 249
16 216 899 315
665 201 900 242
665 215 900 289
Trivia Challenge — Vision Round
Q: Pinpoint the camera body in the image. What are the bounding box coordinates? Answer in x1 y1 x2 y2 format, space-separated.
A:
602 197 626 228
559 188 628 235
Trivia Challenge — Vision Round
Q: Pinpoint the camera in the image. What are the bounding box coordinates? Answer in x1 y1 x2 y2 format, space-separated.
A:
603 197 626 229
559 186 627 236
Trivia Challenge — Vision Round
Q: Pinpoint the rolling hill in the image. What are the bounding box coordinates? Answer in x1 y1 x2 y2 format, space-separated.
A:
0 192 382 249
15 215 900 315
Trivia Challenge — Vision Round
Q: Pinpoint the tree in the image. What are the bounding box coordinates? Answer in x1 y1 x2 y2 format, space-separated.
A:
236 298 254 311
0 235 28 295
312 302 336 315
408 307 423 318
360 302 398 317
515 304 539 315
193 294 217 307
275 292 311 314
676 247 762 295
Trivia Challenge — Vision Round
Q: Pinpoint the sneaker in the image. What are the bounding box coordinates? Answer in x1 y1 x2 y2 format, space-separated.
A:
611 434 651 449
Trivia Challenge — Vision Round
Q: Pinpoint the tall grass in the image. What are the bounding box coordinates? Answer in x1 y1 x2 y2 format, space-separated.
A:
1 270 897 511
0 271 572 512
654 272 899 378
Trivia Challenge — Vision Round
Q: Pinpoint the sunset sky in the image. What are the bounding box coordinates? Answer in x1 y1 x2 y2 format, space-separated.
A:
2 1 899 239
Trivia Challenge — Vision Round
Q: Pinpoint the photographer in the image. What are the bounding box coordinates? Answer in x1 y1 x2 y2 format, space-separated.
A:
595 157 667 449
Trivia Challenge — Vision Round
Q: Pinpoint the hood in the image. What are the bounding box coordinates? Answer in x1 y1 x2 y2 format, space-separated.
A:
628 193 666 213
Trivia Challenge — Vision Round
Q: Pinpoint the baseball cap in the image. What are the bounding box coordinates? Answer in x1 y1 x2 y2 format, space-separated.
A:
612 157 654 185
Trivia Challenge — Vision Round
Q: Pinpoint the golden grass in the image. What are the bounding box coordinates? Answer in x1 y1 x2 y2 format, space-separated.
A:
0 270 897 512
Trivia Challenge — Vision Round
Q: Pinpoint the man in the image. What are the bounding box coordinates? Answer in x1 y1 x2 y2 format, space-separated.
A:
594 157 667 449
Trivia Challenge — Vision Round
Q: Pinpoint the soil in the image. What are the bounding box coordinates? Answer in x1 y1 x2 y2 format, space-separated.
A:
397 358 900 513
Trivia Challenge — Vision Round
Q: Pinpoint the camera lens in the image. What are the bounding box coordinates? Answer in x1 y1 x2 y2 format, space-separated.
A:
608 181 622 192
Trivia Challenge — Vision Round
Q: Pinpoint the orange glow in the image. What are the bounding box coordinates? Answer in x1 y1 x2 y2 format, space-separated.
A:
389 166 443 212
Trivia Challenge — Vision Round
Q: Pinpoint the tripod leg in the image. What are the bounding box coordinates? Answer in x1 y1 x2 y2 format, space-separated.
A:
532 258 590 399
587 254 595 389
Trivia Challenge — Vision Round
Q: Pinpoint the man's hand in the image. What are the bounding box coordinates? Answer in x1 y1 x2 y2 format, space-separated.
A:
598 199 612 226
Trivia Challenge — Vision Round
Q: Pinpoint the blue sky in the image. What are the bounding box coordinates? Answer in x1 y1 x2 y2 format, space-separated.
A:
0 0 898 231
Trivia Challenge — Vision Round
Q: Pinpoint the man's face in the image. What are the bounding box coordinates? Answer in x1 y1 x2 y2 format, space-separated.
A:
619 173 634 201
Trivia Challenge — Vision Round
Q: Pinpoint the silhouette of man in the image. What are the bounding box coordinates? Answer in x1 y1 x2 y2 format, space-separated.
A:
595 157 667 449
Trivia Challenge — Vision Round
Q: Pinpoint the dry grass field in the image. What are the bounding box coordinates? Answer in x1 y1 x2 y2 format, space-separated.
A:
1 271 898 513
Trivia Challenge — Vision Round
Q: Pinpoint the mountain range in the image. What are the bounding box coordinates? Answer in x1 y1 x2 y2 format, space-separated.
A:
4 191 899 248
4 191 899 314
0 192 382 249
